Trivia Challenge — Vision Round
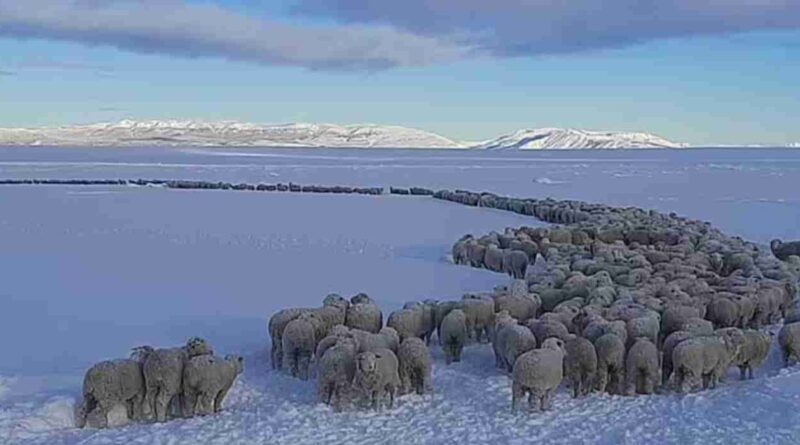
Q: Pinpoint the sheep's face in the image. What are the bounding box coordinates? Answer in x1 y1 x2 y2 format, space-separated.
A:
351 293 372 305
542 337 565 353
357 352 378 374
186 337 214 358
323 294 349 309
225 355 245 374
771 239 783 251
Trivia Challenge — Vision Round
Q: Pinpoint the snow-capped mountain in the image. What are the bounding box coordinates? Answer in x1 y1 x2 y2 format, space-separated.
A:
0 120 689 149
474 128 687 150
0 120 466 149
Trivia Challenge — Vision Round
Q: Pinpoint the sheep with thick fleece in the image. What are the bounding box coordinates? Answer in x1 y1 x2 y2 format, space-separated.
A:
671 334 742 393
397 337 433 395
526 319 570 343
315 325 352 361
511 338 566 412
388 304 428 342
661 330 695 385
141 337 214 422
346 298 383 334
350 327 400 354
268 307 310 370
498 324 538 373
494 280 540 321
778 322 800 366
564 335 597 398
282 312 319 380
462 294 496 342
76 356 148 429
624 338 660 395
771 239 800 262
440 309 467 364
493 311 518 369
353 349 401 411
594 333 625 395
680 317 714 336
182 354 244 417
434 300 462 344
317 336 359 411
718 328 771 379
626 316 659 348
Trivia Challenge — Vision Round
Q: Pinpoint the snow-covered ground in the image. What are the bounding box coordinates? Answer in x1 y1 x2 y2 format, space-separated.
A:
2 146 800 444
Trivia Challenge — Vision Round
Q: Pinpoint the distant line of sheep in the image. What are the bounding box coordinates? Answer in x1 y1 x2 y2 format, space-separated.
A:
75 338 243 429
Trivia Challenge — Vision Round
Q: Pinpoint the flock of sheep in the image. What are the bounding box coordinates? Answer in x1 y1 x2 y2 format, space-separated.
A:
75 338 243 429
75 186 800 427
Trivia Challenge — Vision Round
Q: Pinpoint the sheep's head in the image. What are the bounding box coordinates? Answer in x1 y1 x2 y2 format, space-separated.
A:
185 337 214 358
356 352 378 374
771 239 783 251
225 354 245 374
323 293 349 310
350 293 372 305
130 345 154 362
542 337 565 353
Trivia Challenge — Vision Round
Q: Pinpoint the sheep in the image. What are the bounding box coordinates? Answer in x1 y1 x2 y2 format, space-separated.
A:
452 237 471 265
461 294 496 342
484 245 505 272
440 309 467 364
281 312 319 380
141 337 214 422
387 304 428 342
778 322 800 366
626 316 659 348
661 330 695 386
624 338 660 395
434 300 462 344
467 242 487 268
671 335 742 393
511 338 566 412
182 354 244 417
350 327 400 354
268 307 309 370
492 310 518 369
76 356 148 429
494 282 540 321
397 337 433 395
315 325 352 361
317 336 359 411
594 333 625 395
718 328 770 379
706 296 739 328
680 317 714 336
771 239 800 262
353 349 402 411
497 324 538 373
503 250 530 279
563 336 598 398
345 297 383 334
661 305 701 338
526 319 569 343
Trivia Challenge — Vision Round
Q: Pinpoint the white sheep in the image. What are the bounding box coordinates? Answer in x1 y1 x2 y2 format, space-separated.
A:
719 328 771 379
624 338 660 395
498 324 537 373
76 355 148 429
511 338 566 412
345 298 383 334
778 321 800 367
440 309 467 364
593 333 625 395
564 335 597 398
397 337 433 395
351 327 400 354
317 336 359 411
353 348 401 411
182 354 244 417
671 334 742 393
281 312 319 380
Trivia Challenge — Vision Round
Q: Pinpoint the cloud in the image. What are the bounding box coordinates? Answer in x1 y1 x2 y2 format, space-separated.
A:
0 0 470 70
294 0 800 56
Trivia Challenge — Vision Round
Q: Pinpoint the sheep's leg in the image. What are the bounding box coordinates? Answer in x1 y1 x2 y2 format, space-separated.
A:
571 377 580 398
541 390 551 411
595 365 608 392
143 386 157 421
748 366 755 380
130 391 146 421
643 374 655 395
155 388 172 422
215 386 231 413
198 393 214 416
271 338 281 370
738 366 747 381
388 385 395 409
183 389 197 418
454 344 463 363
511 383 523 411
283 349 297 377
298 354 311 381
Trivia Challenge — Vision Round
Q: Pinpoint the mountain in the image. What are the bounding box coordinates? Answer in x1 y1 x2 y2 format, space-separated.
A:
474 128 687 150
0 120 466 149
0 120 688 149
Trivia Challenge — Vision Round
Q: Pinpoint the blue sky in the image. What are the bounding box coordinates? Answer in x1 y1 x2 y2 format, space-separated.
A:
0 0 798 145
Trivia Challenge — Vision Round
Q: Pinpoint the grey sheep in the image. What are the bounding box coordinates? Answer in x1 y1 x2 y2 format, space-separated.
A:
353 349 402 411
594 333 625 395
661 305 701 338
671 334 742 393
778 322 800 366
282 312 319 380
397 337 433 395
268 307 310 370
182 354 244 417
680 317 715 336
467 242 487 268
351 327 400 354
511 338 566 412
317 336 359 411
441 309 467 364
141 337 214 422
76 356 148 429
661 330 695 385
494 283 540 321
498 324 538 373
315 325 352 361
503 250 530 279
484 245 505 272
434 300 463 345
493 310 519 369
345 299 383 334
564 335 598 398
718 328 770 379
527 319 570 343
461 295 496 343
706 296 739 329
626 316 659 348
387 303 429 343
452 238 471 265
624 338 660 395
771 239 800 262
350 293 374 305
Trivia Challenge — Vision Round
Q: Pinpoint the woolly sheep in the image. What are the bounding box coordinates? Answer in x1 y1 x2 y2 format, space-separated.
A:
626 316 659 348
317 336 359 411
778 322 800 366
494 282 540 321
268 307 310 370
564 336 598 398
452 238 471 265
351 327 400 354
353 349 402 411
771 239 800 262
76 356 147 429
527 319 569 343
706 296 739 329
484 245 505 272
440 309 467 364
467 242 487 268
680 317 714 336
498 324 538 373
182 354 244 417
461 295 496 343
661 330 695 385
493 310 518 369
282 312 319 380
397 337 433 395
661 305 701 338
594 333 625 395
719 328 770 379
624 338 660 395
315 325 352 361
141 337 214 422
346 299 383 334
511 338 566 412
503 250 529 279
671 335 742 393
434 300 462 344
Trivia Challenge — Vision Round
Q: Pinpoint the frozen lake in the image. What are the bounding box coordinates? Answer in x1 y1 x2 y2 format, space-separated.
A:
2 146 800 444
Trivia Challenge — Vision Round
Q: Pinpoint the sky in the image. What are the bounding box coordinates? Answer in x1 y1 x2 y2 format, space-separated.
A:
0 0 799 145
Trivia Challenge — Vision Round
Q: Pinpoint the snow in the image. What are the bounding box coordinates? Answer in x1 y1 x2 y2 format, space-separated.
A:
474 128 686 150
2 146 800 444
